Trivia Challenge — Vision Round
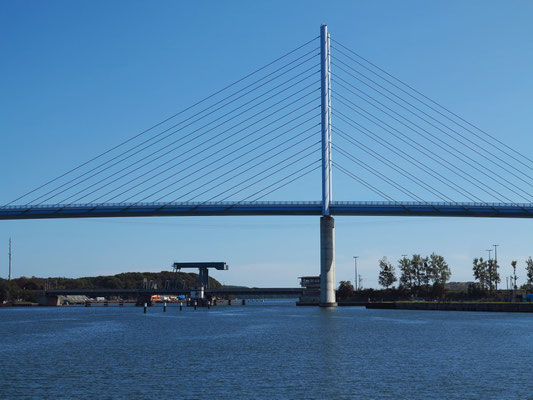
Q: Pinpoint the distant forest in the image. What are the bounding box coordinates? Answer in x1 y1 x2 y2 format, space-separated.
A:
0 271 222 303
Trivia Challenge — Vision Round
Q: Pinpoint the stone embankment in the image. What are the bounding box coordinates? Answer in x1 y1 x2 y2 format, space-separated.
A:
367 301 533 313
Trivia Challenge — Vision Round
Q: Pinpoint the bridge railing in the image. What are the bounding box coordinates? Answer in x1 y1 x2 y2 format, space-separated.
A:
331 201 533 208
0 201 323 210
2 200 531 210
1 201 532 210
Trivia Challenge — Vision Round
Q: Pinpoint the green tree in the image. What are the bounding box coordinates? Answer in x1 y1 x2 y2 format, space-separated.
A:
337 281 355 300
411 254 424 291
525 257 533 286
487 259 500 291
378 257 397 289
429 253 451 286
398 256 413 290
421 256 433 294
0 279 8 303
473 257 488 291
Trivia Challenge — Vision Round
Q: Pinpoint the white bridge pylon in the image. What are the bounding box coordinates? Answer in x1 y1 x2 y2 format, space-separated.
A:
319 24 336 307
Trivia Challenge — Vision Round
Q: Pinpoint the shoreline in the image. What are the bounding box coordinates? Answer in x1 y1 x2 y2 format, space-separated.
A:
366 301 533 313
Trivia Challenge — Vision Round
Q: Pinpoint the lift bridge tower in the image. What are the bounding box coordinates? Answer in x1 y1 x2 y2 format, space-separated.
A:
319 24 336 307
171 262 228 289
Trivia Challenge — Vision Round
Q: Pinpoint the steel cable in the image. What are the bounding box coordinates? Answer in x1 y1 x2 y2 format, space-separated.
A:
332 61 533 185
331 39 533 168
4 36 320 207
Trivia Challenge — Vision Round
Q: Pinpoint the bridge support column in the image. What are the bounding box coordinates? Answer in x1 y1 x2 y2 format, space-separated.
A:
320 216 337 307
37 294 60 306
136 294 153 307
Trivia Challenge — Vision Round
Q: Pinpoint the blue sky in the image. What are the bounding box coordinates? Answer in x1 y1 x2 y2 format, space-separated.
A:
1 1 532 287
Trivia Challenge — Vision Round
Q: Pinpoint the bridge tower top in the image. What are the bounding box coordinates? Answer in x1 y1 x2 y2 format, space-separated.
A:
320 24 332 216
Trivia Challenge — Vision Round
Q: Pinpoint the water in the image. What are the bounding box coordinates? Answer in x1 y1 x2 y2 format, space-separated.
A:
1 302 532 399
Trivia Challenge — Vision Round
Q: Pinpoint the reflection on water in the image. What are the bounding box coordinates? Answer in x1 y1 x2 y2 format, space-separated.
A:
1 301 531 399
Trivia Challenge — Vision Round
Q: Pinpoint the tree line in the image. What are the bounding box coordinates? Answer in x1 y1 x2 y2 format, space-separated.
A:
338 253 452 301
336 253 533 302
377 253 451 297
472 256 533 292
0 271 223 303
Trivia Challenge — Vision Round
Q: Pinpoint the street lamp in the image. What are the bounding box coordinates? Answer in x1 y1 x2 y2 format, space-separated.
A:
493 244 499 290
353 256 359 291
486 249 492 261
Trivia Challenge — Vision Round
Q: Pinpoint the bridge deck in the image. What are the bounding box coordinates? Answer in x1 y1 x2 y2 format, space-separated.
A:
1 201 532 219
44 288 303 297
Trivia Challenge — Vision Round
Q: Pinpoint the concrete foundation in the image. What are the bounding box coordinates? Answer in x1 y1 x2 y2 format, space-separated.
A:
136 295 153 307
320 216 337 307
37 295 60 306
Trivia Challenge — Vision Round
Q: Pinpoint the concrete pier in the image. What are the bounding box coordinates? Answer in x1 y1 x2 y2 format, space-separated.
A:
37 294 59 306
320 216 337 307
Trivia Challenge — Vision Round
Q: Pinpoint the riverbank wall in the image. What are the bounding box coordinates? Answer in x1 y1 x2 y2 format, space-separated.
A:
367 301 533 313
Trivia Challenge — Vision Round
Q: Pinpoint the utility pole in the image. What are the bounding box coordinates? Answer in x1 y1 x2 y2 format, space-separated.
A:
493 244 499 290
8 238 12 281
486 249 493 291
353 256 359 291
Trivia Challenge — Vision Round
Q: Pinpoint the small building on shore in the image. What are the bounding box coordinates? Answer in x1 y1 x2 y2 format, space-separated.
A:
296 276 320 306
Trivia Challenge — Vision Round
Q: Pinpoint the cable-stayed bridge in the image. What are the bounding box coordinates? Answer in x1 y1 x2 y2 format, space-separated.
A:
2 26 532 305
1 201 532 219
